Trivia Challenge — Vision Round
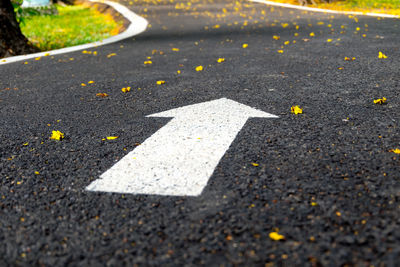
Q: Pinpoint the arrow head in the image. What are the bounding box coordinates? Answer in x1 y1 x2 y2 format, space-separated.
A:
147 98 278 119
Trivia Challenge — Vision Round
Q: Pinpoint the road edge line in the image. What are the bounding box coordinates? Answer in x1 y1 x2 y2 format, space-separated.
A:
249 0 400 19
0 0 148 65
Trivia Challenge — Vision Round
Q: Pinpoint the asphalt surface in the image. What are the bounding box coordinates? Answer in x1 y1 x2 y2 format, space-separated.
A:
1 0 400 265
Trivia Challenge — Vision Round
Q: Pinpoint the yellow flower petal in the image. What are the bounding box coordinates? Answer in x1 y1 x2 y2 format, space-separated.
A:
122 87 131 93
344 57 356 61
50 130 64 141
291 106 303 114
195 65 203 71
389 148 400 154
269 232 285 241
378 51 387 59
96 93 108 97
373 97 387 104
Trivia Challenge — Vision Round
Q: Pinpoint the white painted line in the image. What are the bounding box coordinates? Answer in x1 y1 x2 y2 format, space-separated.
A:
249 0 399 19
86 98 278 196
0 0 148 65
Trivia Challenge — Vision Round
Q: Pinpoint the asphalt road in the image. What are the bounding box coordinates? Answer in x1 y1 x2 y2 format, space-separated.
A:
1 0 400 265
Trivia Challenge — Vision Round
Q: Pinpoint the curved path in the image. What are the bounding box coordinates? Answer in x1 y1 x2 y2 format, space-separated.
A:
1 0 399 265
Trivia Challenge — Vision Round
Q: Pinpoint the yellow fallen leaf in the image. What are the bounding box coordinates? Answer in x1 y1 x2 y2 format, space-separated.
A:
195 66 203 71
144 60 152 64
378 51 387 59
106 136 119 140
291 106 303 114
81 83 86 86
157 80 165 85
107 53 117 58
309 32 315 37
273 35 280 40
88 81 94 84
269 232 285 241
50 130 64 141
217 58 225 63
277 50 284 53
242 43 248 48
327 39 332 42
373 97 386 104
251 163 259 167
284 41 290 45
172 48 180 51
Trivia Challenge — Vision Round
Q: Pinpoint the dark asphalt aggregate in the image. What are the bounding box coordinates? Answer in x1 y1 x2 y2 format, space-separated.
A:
1 0 400 265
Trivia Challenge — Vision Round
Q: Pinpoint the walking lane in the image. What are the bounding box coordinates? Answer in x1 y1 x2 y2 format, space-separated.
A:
0 0 400 265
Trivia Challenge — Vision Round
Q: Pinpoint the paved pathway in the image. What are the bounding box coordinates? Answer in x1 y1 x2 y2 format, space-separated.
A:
1 0 399 265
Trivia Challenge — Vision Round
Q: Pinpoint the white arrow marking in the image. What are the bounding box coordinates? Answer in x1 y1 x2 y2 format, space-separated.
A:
86 98 278 196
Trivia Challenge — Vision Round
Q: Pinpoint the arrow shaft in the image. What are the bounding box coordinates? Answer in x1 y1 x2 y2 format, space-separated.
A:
87 116 249 196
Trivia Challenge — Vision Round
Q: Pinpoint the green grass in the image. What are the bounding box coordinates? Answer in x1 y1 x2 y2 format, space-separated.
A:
316 0 400 15
20 5 123 51
270 0 400 15
340 0 399 9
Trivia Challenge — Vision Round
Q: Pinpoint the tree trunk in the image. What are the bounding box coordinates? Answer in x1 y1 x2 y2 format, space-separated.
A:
0 0 39 58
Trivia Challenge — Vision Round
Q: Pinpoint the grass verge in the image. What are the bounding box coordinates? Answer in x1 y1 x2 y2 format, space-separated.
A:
20 4 124 51
263 0 400 16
